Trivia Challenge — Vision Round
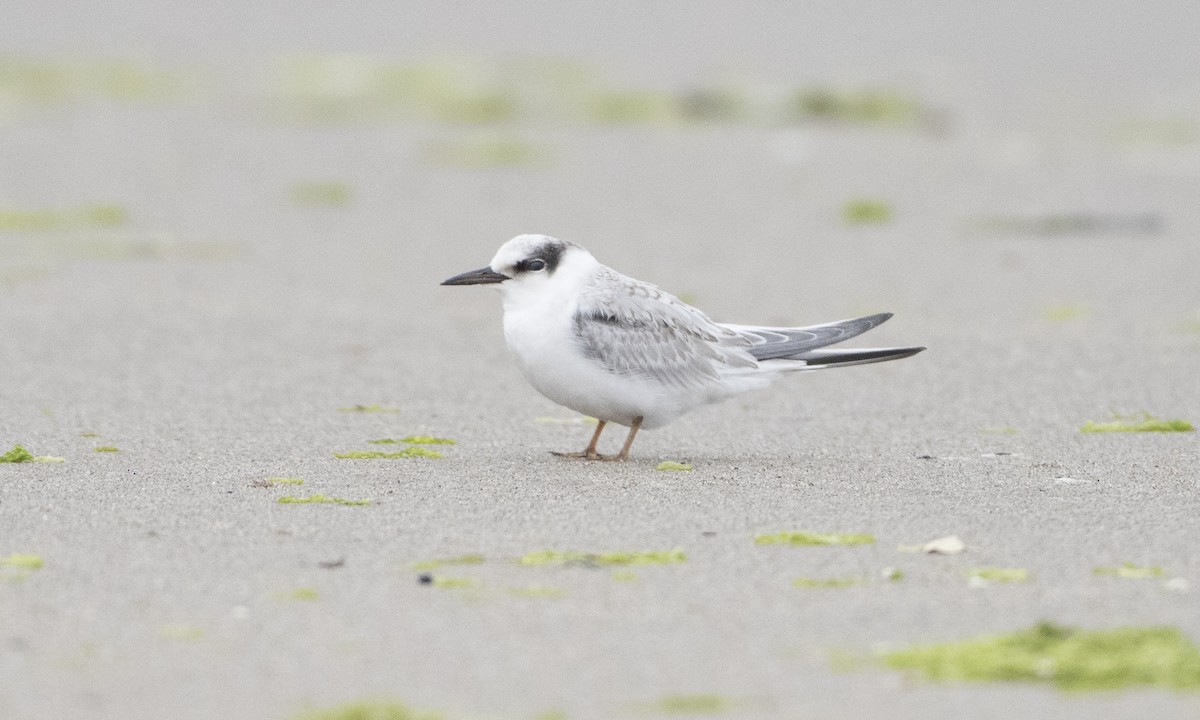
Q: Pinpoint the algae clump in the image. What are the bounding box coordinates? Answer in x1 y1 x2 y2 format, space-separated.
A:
291 181 352 206
429 576 478 589
278 495 370 506
159 624 204 641
277 587 319 601
94 446 120 453
519 548 686 567
369 436 456 445
337 404 401 413
268 477 305 486
755 531 875 546
292 700 441 720
968 567 1030 584
1042 305 1090 322
1081 413 1193 433
1 553 43 569
882 622 1200 691
334 448 443 459
411 554 485 571
656 461 693 472
1094 563 1166 579
842 198 892 224
0 445 35 463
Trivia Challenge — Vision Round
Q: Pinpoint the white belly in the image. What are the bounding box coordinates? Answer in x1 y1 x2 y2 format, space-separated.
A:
502 304 680 428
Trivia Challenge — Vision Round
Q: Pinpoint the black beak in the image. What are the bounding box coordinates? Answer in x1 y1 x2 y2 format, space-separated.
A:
441 267 510 286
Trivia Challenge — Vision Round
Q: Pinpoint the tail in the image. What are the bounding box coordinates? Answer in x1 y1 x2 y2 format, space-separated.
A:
721 312 924 370
773 345 925 371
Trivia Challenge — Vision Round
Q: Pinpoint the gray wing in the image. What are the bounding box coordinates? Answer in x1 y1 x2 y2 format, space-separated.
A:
722 313 895 361
572 272 756 389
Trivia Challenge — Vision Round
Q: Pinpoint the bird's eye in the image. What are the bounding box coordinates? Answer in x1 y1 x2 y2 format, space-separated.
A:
526 259 546 272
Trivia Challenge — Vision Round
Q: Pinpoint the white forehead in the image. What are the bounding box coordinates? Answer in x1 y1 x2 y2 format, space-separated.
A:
489 234 565 269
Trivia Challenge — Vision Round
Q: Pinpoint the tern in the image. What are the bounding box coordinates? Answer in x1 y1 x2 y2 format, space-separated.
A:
443 234 924 460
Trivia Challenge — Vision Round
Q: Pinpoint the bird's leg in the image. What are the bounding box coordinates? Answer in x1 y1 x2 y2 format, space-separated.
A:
551 420 607 460
605 416 643 461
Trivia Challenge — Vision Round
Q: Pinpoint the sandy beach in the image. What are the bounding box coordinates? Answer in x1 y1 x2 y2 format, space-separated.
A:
2 3 1200 718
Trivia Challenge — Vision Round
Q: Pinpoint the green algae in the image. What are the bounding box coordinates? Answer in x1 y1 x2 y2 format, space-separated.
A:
882 567 905 582
969 567 1030 584
268 477 305 486
429 576 478 589
519 548 686 567
882 622 1200 691
1094 563 1166 579
337 404 401 413
0 445 61 463
790 87 921 126
1043 305 1090 322
611 570 639 582
655 461 693 472
584 89 673 123
0 204 128 231
676 88 745 123
425 135 546 169
1081 413 1193 433
0 56 194 106
94 446 119 453
369 436 456 445
842 199 892 225
291 181 352 206
755 531 875 546
0 445 35 463
334 448 444 459
654 694 732 713
159 624 204 641
411 554 485 571
1 553 43 569
277 587 319 601
278 495 370 506
793 576 862 589
981 427 1019 435
292 699 441 720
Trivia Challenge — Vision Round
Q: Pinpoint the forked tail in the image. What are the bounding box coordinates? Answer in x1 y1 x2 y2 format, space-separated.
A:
721 313 924 370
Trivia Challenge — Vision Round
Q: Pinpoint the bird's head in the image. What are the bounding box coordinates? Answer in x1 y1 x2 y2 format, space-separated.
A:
441 235 593 297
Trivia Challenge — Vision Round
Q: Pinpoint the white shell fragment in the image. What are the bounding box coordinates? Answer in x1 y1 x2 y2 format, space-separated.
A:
921 535 966 555
1165 578 1190 593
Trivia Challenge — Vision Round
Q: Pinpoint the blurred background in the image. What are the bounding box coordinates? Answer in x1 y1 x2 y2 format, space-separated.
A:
3 2 1199 428
4 1 1200 448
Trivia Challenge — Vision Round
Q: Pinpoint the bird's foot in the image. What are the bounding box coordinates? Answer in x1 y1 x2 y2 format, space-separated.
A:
550 450 625 461
551 450 602 460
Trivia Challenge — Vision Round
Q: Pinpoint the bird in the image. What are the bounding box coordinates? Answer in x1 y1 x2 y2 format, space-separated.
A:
442 234 924 461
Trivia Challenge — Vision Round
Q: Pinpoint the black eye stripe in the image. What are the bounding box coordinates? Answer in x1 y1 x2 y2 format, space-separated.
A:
513 239 567 274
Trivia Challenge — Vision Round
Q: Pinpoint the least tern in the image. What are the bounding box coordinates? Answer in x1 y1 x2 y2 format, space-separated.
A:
443 234 924 460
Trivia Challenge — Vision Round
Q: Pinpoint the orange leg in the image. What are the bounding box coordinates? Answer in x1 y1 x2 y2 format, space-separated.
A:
606 416 643 461
552 420 607 460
